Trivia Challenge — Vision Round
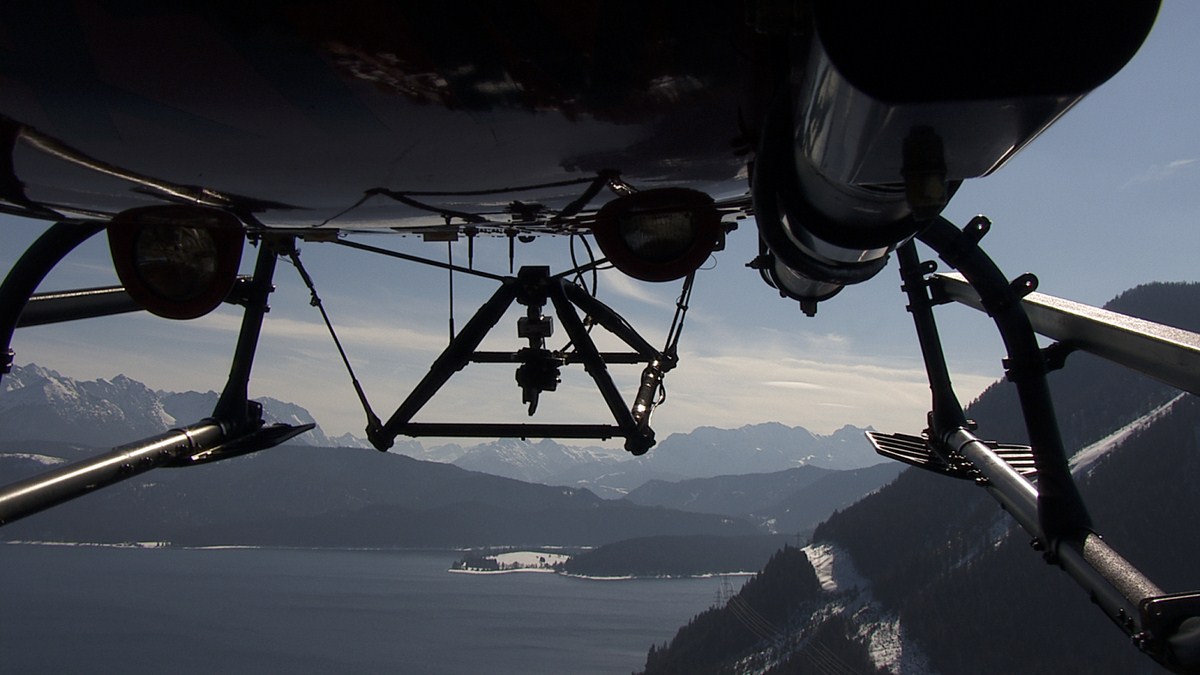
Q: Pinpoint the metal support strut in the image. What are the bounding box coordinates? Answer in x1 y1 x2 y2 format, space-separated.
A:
213 236 278 431
919 216 1089 540
873 218 1200 673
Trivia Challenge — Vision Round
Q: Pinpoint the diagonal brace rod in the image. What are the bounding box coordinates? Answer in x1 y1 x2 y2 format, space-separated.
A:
549 279 651 453
561 281 660 359
370 278 520 450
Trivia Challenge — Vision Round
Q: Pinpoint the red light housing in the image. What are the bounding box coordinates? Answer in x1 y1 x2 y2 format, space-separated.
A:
592 188 722 282
108 205 245 320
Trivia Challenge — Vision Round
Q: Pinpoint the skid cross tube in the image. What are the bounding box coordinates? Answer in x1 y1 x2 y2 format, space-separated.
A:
902 218 1200 672
13 276 257 329
16 285 141 326
369 266 659 454
932 272 1200 397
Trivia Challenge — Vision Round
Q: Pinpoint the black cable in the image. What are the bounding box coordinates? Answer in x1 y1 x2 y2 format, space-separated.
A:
447 240 456 341
567 233 600 315
663 272 696 359
333 238 507 282
581 234 599 299
286 249 382 430
374 175 600 197
314 174 608 229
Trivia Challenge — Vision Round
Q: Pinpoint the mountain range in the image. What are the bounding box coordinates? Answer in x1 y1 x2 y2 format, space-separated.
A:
448 422 886 498
0 363 898 548
0 364 370 449
625 462 904 536
0 364 883 485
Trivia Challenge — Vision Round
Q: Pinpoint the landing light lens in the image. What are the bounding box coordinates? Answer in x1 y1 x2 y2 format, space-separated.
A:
592 188 721 282
619 211 696 262
133 224 219 301
108 206 244 320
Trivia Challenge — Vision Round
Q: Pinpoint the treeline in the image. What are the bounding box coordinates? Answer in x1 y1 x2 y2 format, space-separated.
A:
453 553 499 571
638 545 825 675
810 467 988 609
557 534 793 578
766 614 887 675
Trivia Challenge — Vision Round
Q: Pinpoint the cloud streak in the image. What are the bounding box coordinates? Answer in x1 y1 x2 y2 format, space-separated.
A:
596 272 679 311
198 310 453 355
1122 158 1198 189
653 340 996 438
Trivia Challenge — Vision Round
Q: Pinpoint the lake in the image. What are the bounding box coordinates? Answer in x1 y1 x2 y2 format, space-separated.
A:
0 544 728 674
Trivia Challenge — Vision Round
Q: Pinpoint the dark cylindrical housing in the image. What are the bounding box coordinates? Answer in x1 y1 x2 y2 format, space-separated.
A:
756 1 1160 312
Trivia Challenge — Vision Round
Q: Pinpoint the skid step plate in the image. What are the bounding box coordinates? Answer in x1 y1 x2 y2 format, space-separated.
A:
866 431 1037 481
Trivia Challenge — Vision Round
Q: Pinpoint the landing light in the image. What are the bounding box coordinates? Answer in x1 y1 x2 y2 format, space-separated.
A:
592 188 721 282
108 205 244 320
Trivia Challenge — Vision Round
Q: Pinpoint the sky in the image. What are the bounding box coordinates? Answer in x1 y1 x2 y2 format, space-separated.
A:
2 2 1198 446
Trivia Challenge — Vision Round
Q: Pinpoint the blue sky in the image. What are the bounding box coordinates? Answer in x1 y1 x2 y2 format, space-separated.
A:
3 2 1197 444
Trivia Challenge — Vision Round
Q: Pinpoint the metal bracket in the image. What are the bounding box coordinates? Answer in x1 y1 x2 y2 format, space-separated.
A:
930 271 1200 397
1140 593 1200 671
1041 341 1077 373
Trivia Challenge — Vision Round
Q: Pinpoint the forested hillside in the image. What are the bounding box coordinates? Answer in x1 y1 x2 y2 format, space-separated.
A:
639 546 834 675
804 281 1200 674
559 534 792 578
0 444 759 547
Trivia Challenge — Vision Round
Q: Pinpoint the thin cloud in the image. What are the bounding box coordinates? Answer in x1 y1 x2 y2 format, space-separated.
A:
654 340 996 437
199 311 450 354
764 380 825 391
1122 158 1198 189
596 272 678 310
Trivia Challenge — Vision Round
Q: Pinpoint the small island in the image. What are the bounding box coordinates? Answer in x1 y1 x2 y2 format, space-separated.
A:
450 549 572 574
450 535 795 578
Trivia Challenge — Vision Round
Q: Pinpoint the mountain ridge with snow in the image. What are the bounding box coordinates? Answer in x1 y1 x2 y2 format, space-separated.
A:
1 363 886 494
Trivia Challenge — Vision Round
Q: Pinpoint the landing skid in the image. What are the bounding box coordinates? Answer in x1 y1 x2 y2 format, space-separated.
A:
880 215 1200 672
0 226 310 525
